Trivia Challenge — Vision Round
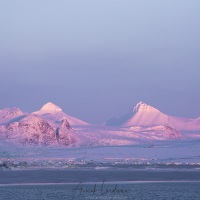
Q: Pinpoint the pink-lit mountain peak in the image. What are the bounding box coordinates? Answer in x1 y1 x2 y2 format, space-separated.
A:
133 101 160 113
106 101 200 131
34 102 89 126
40 102 62 113
105 101 167 127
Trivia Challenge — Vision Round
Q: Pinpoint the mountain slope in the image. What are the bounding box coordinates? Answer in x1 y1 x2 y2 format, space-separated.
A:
0 107 26 124
106 102 169 127
106 102 200 131
168 116 200 131
33 102 89 126
73 124 182 147
0 103 83 146
1 115 76 146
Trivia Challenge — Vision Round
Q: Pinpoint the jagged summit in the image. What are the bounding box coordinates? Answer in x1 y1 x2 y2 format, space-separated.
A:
133 101 159 113
40 102 62 113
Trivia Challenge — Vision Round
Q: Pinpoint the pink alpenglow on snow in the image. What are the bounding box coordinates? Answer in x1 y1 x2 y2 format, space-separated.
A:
106 101 200 131
0 102 89 146
0 101 199 147
33 102 89 126
0 107 27 124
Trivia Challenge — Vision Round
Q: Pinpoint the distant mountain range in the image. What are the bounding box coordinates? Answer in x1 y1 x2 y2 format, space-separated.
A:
0 101 199 147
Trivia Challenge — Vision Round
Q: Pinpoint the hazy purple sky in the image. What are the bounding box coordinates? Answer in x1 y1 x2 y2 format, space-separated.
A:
0 0 200 123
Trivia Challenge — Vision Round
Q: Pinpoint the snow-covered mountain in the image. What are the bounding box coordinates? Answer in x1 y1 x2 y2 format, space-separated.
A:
33 102 89 126
0 102 89 146
0 107 26 124
1 101 199 148
106 102 169 127
106 101 200 131
0 114 76 147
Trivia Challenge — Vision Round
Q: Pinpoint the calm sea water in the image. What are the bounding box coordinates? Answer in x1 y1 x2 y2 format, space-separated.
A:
0 182 200 200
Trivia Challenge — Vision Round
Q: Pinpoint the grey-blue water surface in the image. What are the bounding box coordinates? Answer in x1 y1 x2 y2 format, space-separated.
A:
0 182 200 200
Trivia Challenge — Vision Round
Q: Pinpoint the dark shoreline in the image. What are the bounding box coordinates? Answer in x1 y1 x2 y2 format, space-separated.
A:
1 169 200 184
